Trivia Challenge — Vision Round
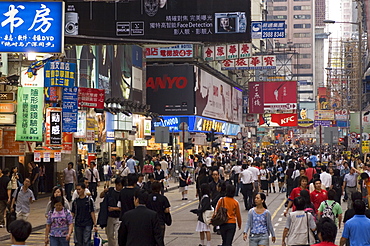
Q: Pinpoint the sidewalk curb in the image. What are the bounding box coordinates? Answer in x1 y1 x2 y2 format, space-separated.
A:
0 183 185 241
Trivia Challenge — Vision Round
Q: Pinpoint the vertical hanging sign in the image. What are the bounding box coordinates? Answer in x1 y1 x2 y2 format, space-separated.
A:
62 87 78 132
15 87 44 141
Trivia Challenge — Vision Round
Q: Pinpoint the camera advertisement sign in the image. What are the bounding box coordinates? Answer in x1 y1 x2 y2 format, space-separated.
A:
64 0 251 43
0 1 64 53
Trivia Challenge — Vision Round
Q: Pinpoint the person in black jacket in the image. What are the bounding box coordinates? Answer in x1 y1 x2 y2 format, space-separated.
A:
190 183 212 246
0 168 11 228
118 189 164 246
154 163 166 195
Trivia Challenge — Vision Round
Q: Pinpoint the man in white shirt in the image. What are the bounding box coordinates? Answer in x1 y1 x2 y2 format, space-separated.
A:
320 166 332 190
204 153 212 168
84 162 100 201
248 162 260 192
231 161 243 196
159 157 169 176
63 162 77 202
239 164 254 210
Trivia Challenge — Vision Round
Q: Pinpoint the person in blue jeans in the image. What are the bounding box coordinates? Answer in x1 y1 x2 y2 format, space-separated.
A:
243 193 276 246
45 196 73 246
72 183 98 246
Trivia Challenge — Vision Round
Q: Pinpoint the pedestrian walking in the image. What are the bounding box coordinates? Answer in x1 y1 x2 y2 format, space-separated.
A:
243 192 276 246
179 165 190 200
84 162 100 201
71 182 98 246
259 163 270 195
340 200 370 246
282 196 316 246
146 181 171 238
190 183 212 246
29 162 39 200
45 196 74 246
284 175 309 216
343 167 360 209
314 217 338 246
154 163 167 195
239 164 254 210
45 187 70 217
10 178 35 221
10 166 23 195
318 189 343 229
118 189 164 246
102 161 112 189
0 168 11 228
9 219 32 245
63 162 77 202
215 184 242 246
99 177 123 246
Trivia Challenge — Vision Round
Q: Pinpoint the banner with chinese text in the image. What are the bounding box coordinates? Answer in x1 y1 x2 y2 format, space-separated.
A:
45 107 62 145
62 87 78 132
78 88 105 109
44 62 76 87
15 87 44 141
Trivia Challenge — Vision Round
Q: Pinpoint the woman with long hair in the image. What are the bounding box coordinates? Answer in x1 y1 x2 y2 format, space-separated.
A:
45 187 70 217
259 163 270 196
243 193 276 246
196 167 209 200
215 184 242 246
10 166 23 195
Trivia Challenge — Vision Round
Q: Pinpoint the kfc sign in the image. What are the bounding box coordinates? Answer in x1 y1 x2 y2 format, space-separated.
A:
259 113 297 127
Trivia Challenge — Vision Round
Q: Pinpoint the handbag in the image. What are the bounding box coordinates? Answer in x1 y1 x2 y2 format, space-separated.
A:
164 212 172 226
211 198 228 226
202 207 214 225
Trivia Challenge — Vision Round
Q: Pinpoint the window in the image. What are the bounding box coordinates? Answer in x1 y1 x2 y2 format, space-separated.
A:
294 64 311 69
294 15 311 19
274 6 287 11
273 15 287 20
293 24 311 28
298 54 312 59
293 33 311 38
293 5 311 10
294 43 312 48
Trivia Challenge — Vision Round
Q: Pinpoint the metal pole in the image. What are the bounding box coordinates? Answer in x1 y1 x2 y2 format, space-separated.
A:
358 18 363 156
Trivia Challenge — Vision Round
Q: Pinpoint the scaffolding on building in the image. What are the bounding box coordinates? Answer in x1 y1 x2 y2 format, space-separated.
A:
326 37 360 111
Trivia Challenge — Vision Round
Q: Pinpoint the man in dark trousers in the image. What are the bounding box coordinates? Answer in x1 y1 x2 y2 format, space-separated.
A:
0 168 11 228
118 189 164 246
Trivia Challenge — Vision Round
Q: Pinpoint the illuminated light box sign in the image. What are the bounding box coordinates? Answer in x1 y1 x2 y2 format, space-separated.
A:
0 1 64 53
152 115 240 135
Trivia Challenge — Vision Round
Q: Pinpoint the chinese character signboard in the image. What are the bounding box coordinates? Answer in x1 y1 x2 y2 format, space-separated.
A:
78 88 105 109
314 110 335 120
215 45 226 60
227 44 239 59
0 1 64 53
44 61 76 87
145 44 193 59
248 82 264 114
65 0 251 43
45 107 62 145
74 110 86 138
204 46 214 61
15 87 43 141
239 43 252 58
251 21 285 39
62 87 78 132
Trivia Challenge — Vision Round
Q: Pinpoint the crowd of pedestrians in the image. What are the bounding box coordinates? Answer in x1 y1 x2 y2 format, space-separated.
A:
3 147 370 245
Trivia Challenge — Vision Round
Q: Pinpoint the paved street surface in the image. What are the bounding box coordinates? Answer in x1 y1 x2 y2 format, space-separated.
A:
0 180 346 245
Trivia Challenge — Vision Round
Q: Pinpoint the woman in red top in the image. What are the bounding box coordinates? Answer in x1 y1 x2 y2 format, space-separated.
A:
215 184 242 246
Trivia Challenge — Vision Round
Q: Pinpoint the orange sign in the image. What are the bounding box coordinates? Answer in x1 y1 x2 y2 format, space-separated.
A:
0 103 15 113
62 132 73 153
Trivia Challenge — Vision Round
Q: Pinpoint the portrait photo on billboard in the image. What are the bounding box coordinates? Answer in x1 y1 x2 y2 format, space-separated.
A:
195 69 233 122
259 113 298 127
64 0 251 43
146 65 195 115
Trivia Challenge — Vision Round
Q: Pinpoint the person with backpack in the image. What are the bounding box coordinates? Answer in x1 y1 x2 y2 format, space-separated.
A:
45 196 73 246
318 189 343 229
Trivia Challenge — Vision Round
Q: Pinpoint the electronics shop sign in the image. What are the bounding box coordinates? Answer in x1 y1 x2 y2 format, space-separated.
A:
0 1 64 53
65 0 251 43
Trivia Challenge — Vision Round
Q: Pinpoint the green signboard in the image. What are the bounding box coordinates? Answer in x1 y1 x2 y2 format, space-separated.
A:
16 87 44 141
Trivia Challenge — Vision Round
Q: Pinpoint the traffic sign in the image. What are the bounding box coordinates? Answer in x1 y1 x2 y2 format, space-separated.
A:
245 142 252 149
350 132 357 139
237 132 242 140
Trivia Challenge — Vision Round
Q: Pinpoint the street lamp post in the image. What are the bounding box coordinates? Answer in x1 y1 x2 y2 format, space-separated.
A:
323 19 363 155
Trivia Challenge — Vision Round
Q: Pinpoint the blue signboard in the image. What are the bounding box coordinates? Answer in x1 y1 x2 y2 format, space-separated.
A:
44 62 76 87
62 87 78 132
0 1 64 53
152 115 240 136
105 112 115 142
251 21 285 39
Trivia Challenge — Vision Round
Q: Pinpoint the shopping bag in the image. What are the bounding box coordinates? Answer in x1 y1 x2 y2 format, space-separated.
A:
94 232 102 246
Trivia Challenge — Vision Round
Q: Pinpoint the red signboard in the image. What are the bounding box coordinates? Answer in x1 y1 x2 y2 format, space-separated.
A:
259 113 298 127
248 82 264 114
78 88 105 109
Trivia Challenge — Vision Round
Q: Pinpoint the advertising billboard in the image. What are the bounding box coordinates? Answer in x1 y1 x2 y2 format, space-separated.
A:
0 1 64 53
146 65 195 115
64 0 251 43
196 69 242 123
248 81 297 114
259 113 298 127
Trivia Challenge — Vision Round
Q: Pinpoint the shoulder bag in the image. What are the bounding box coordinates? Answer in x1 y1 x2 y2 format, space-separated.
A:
202 206 214 225
211 198 228 226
